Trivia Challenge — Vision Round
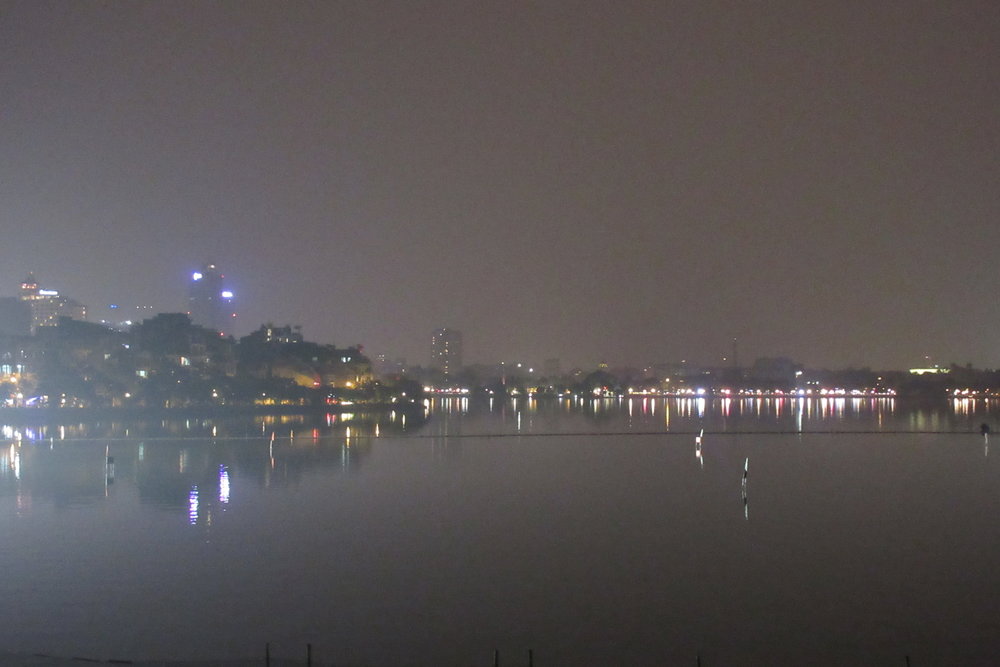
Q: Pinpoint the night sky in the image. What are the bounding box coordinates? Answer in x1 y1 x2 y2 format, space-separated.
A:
2 1 998 370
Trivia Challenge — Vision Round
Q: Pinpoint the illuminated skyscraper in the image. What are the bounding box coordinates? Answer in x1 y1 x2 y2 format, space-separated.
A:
431 328 462 377
17 273 87 332
187 263 236 335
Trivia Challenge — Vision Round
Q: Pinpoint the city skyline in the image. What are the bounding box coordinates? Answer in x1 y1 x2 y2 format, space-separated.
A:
2 2 998 369
0 266 992 373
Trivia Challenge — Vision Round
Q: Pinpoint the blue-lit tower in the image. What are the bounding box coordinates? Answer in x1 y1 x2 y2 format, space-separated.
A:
187 263 236 335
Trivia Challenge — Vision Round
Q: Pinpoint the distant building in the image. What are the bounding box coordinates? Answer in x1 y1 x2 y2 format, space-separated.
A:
431 328 462 376
0 297 31 336
187 263 236 336
374 354 407 377
238 325 371 389
264 324 303 344
748 357 801 386
98 304 157 331
18 273 87 332
245 323 304 344
372 353 407 377
909 366 950 375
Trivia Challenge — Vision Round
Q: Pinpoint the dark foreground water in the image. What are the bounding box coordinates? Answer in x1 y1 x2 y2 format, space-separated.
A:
2 397 1000 666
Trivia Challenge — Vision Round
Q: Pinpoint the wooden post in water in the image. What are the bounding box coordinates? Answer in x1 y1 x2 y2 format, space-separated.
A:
307 642 312 666
493 648 499 667
264 642 270 667
527 648 533 666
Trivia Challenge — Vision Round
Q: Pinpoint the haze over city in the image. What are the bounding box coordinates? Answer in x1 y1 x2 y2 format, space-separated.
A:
2 1 998 370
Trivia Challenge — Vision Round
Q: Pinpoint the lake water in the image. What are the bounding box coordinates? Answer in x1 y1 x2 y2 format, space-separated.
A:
1 397 1000 666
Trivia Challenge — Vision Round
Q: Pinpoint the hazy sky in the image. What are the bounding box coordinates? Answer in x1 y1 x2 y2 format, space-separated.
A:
2 1 998 370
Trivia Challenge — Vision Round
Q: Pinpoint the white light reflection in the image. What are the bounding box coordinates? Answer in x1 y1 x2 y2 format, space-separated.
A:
188 486 199 524
219 465 230 505
3 444 21 480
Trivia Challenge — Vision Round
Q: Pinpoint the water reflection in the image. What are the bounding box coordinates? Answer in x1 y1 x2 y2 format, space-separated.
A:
0 407 426 442
0 410 430 522
218 465 230 505
188 485 199 525
4 402 1000 665
412 395 989 436
0 435 378 525
1 397 996 449
2 396 998 523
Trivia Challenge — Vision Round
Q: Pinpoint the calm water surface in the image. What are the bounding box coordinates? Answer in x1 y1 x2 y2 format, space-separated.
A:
1 398 1000 665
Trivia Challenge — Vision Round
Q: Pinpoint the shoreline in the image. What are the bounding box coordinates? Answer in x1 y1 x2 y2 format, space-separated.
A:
0 401 422 426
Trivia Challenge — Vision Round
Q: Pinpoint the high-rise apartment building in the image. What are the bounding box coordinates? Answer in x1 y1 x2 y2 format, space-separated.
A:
187 263 236 335
431 328 462 376
18 273 87 332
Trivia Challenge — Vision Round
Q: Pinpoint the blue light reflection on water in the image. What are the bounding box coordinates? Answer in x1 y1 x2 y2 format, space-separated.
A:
0 400 999 665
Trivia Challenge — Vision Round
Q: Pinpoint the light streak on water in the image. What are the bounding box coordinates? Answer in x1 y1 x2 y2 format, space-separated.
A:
188 486 199 525
219 466 230 505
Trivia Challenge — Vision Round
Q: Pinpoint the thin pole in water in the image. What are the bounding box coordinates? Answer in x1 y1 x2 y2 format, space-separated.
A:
493 648 499 667
265 642 270 667
307 643 312 666
741 457 749 520
528 648 533 666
